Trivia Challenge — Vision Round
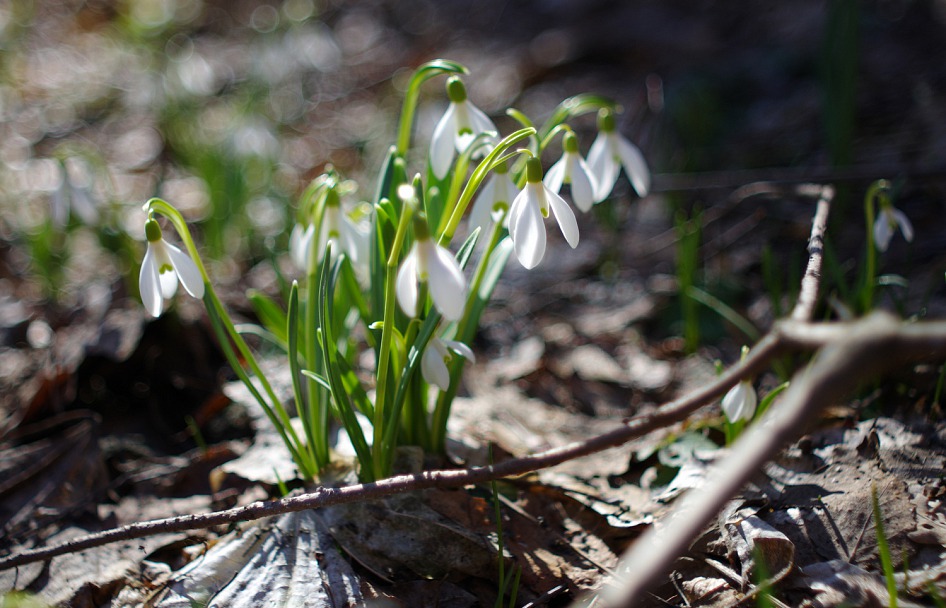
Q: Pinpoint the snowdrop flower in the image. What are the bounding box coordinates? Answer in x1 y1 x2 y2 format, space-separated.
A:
429 76 497 180
422 336 475 392
290 189 369 272
396 216 467 321
139 218 204 317
469 161 517 234
544 131 598 212
587 108 650 202
51 160 99 228
873 202 914 252
508 157 579 269
721 380 757 423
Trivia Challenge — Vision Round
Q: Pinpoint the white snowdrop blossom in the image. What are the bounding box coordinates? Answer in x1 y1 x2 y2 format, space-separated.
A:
51 160 99 228
508 157 580 269
422 336 475 392
544 131 598 212
873 203 914 252
429 76 497 180
396 222 467 321
469 161 517 235
139 218 205 318
587 108 650 202
290 189 369 272
721 380 758 423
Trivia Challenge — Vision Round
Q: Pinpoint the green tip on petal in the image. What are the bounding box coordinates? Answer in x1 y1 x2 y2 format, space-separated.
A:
563 131 579 153
597 108 616 132
144 218 162 242
526 157 543 183
446 76 467 103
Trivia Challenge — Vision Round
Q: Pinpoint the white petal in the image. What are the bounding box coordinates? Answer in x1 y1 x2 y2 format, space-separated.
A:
421 340 451 391
444 339 475 363
152 241 180 299
341 217 370 271
616 135 651 197
722 381 757 422
587 133 620 202
507 188 527 243
891 208 914 242
165 240 205 299
427 242 467 321
290 224 313 271
873 213 894 252
469 173 498 234
51 179 69 228
511 187 546 269
569 156 597 213
430 104 458 179
543 157 567 194
545 186 580 249
466 101 498 138
139 245 164 317
395 248 420 317
71 187 100 225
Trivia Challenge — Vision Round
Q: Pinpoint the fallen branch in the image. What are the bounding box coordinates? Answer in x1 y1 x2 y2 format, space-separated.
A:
594 313 946 606
4 316 944 574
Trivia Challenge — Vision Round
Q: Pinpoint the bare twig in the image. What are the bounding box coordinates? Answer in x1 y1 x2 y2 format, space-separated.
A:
5 318 946 574
592 313 946 606
790 184 832 322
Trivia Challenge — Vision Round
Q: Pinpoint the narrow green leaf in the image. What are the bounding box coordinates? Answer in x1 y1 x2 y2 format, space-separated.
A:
247 289 289 347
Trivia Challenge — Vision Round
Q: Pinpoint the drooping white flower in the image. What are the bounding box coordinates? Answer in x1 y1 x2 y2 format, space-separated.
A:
587 108 650 202
396 219 467 321
469 161 518 235
51 159 99 228
721 380 758 423
422 336 475 392
429 76 497 180
508 157 579 269
139 218 205 318
290 189 370 273
873 203 914 252
544 131 598 212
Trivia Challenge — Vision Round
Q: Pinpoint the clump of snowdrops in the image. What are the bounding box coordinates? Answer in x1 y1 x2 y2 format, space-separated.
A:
137 59 650 483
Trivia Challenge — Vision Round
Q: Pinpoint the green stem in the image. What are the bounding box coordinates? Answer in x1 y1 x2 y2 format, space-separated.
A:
436 127 535 245
145 198 316 477
374 201 414 479
395 59 468 157
430 215 505 453
862 179 888 312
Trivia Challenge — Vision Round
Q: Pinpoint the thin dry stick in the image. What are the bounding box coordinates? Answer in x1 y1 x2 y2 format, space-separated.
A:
0 331 784 572
594 313 946 607
588 183 932 606
791 184 832 322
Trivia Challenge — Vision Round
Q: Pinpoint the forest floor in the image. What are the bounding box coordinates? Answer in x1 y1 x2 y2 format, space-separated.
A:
2 1 946 606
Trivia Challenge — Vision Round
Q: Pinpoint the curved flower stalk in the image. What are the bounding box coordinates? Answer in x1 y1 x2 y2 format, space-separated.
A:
544 130 598 212
138 218 205 317
429 76 497 180
721 379 758 423
469 160 517 235
290 188 370 273
873 202 914 252
508 156 579 269
422 336 475 392
587 108 650 202
396 213 467 321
